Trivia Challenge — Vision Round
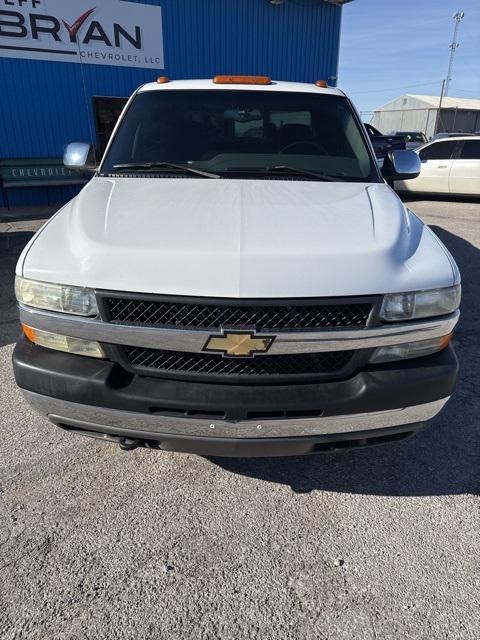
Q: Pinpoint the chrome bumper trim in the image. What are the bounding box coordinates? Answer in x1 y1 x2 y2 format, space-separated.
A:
19 305 460 355
23 391 449 439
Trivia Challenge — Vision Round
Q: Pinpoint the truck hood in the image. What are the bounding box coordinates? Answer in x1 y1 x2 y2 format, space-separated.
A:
19 177 456 297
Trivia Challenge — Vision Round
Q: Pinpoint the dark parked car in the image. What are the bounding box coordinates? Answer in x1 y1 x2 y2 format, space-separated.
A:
364 123 406 162
389 131 428 150
432 132 475 141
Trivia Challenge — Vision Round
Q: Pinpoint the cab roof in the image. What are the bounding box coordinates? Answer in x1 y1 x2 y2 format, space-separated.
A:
138 78 345 97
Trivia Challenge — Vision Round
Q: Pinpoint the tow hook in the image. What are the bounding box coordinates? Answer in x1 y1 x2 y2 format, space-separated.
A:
118 437 141 451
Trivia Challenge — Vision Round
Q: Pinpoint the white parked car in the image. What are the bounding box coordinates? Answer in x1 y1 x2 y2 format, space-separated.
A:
395 136 480 196
13 77 460 457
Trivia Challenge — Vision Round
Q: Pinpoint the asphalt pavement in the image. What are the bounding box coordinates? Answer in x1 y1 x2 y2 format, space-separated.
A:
0 197 479 640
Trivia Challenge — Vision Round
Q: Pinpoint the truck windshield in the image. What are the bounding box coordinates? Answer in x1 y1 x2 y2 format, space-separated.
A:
101 90 378 182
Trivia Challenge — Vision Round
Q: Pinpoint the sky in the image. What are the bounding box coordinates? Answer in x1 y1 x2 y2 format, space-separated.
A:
338 0 480 116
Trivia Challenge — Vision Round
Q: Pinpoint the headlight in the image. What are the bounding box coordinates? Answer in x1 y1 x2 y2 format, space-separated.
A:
15 276 98 316
370 334 452 364
380 285 461 322
22 325 105 359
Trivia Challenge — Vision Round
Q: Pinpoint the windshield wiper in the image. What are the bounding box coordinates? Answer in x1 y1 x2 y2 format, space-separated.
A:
111 162 220 179
265 166 343 181
223 166 343 181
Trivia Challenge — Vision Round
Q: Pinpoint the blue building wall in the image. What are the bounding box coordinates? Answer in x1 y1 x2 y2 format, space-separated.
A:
0 0 342 206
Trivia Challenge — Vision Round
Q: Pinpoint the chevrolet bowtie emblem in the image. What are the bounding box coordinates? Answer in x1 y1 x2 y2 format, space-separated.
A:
203 331 275 358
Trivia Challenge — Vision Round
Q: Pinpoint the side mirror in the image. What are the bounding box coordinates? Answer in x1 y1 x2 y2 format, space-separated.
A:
63 142 97 173
381 149 421 181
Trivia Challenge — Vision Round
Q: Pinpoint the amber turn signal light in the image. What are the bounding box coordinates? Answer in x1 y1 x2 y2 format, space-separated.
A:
22 324 37 343
439 333 453 349
213 75 272 85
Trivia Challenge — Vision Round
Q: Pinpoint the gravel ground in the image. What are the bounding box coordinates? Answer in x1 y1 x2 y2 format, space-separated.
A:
0 197 479 640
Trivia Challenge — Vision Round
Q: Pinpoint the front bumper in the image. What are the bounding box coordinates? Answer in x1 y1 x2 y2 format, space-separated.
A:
13 337 458 457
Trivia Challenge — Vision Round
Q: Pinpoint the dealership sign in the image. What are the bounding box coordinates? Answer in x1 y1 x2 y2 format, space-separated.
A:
0 0 164 69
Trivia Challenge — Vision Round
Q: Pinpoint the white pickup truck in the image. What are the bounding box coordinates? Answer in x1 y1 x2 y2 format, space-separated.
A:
13 76 460 457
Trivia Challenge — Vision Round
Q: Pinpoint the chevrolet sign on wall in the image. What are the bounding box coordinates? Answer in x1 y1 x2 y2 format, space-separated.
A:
0 0 164 69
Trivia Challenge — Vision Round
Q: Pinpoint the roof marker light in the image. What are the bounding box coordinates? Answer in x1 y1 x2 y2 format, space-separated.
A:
156 76 170 84
213 75 272 85
315 80 328 88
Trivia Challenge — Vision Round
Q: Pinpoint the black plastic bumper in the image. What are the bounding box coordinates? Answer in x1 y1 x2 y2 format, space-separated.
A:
13 337 458 456
54 420 427 457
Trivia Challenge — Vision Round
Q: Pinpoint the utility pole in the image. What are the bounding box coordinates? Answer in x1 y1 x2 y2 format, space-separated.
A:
445 11 465 97
435 79 446 135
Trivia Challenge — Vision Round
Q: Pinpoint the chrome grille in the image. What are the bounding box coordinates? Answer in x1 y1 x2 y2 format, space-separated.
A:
123 346 354 379
103 297 374 331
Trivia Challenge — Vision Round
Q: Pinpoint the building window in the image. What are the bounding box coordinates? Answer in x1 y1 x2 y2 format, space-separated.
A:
93 97 128 154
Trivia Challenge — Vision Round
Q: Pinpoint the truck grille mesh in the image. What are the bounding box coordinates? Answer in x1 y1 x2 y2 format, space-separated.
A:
104 298 373 331
123 346 354 378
